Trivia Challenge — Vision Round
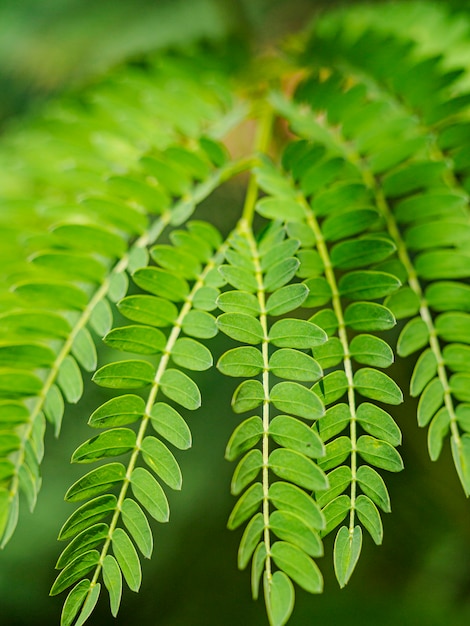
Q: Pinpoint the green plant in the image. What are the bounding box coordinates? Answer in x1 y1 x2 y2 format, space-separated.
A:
1 2 470 625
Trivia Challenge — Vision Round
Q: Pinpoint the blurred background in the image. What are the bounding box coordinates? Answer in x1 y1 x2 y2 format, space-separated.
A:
1 1 470 625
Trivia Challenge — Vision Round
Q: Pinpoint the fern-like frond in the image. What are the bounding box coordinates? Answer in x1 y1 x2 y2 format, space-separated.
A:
52 218 228 625
286 18 470 493
0 46 247 547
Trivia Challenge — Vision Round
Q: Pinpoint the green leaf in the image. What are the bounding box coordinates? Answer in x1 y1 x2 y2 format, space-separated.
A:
216 291 260 316
264 258 300 292
227 482 263 530
355 495 383 545
121 498 153 559
72 428 136 463
133 267 189 302
302 277 332 307
269 319 327 349
321 495 351 536
382 160 447 197
331 237 396 270
112 527 141 592
252 542 267 600
231 450 263 495
56 524 109 570
0 311 71 340
60 580 90 626
266 284 309 316
44 385 65 437
171 338 212 371
319 404 350 441
182 311 218 338
65 463 126 502
356 436 404 472
385 287 421 320
256 197 305 222
160 369 201 410
58 495 117 540
312 338 344 369
436 313 470 344
426 282 470 313
334 525 362 588
50 550 100 596
150 403 191 450
217 313 264 345
269 415 324 458
356 466 391 513
0 342 55 369
72 328 97 372
219 265 258 292
428 408 450 461
264 571 295 626
444 344 470 373
296 250 324 279
232 380 265 413
323 208 379 242
339 271 401 300
417 378 444 427
315 466 352 508
353 368 403 405
193 286 220 311
318 437 352 471
217 346 264 378
356 403 401 446
271 541 323 593
312 371 349 405
410 349 438 397
416 250 470 280
225 416 264 462
151 245 201 279
104 325 166 355
141 436 182 490
269 482 325 531
53 222 126 258
450 374 470 402
269 349 322 382
74 582 101 626
90 299 113 337
118 295 178 327
395 193 467 223
269 510 323 557
270 381 324 420
344 302 396 332
93 360 155 389
103 555 122 617
452 434 470 496
350 334 394 368
238 512 264 570
14 281 88 311
397 318 430 357
0 368 42 398
269 448 328 491
130 467 169 523
89 395 145 429
108 272 129 303
58 356 83 403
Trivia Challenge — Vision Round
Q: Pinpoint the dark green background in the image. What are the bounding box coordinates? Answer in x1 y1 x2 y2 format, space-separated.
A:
1 1 470 624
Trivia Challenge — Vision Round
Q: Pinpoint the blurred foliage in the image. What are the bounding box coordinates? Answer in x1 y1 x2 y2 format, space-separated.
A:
1 1 470 625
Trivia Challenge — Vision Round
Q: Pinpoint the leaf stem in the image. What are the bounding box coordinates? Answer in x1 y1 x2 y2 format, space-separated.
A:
241 105 275 226
299 197 358 535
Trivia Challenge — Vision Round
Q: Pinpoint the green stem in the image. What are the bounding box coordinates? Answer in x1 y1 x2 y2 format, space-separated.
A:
300 198 358 535
241 106 275 225
239 220 273 582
